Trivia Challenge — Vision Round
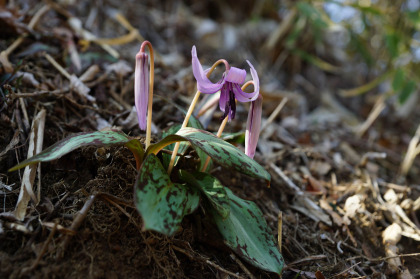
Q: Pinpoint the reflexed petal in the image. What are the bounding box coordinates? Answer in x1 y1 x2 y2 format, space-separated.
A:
245 95 263 158
232 60 260 102
225 67 246 84
247 60 259 94
135 52 149 130
192 46 224 94
232 83 259 103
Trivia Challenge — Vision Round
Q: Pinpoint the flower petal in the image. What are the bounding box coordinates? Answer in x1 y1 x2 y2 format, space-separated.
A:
135 52 149 130
232 60 260 103
219 84 229 112
232 83 259 103
225 67 246 84
245 95 263 158
192 46 224 94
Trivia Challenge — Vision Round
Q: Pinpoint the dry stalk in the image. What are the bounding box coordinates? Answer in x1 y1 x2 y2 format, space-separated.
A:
172 245 245 279
230 254 256 279
356 95 386 137
270 163 332 226
22 222 58 274
261 97 288 133
0 5 50 72
58 194 97 258
400 124 420 176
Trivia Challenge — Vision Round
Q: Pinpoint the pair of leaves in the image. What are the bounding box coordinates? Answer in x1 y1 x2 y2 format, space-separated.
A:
9 127 281 274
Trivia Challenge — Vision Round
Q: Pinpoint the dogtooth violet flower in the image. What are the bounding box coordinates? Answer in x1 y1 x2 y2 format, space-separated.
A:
192 46 262 158
134 50 149 131
191 46 259 121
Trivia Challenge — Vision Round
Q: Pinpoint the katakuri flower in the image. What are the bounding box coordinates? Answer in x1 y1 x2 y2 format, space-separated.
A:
245 95 263 159
134 51 149 130
192 46 259 120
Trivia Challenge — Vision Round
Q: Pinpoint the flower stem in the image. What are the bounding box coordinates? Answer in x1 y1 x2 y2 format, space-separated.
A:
167 59 229 174
140 41 155 149
200 80 255 172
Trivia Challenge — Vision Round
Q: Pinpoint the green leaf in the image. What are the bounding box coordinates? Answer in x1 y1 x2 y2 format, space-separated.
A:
147 127 270 183
385 32 400 59
407 11 420 25
9 130 143 171
392 69 405 91
297 2 327 28
210 188 284 274
135 154 200 236
179 170 230 219
399 80 416 104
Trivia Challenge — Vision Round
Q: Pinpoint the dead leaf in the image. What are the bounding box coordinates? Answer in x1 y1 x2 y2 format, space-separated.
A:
14 109 46 221
69 74 95 102
106 60 133 76
0 130 20 161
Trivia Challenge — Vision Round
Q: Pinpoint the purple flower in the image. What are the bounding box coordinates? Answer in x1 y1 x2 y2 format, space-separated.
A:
135 51 149 130
192 46 259 120
245 95 263 158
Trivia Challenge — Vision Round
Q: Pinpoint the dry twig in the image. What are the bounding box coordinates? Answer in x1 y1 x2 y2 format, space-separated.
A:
172 245 245 279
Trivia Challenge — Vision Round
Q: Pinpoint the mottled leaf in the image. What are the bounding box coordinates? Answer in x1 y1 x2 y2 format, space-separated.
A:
9 130 143 171
211 188 284 274
147 127 270 183
135 154 200 236
179 170 229 218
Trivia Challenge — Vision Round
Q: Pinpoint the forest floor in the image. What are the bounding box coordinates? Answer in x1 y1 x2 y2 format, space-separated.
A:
1 1 420 278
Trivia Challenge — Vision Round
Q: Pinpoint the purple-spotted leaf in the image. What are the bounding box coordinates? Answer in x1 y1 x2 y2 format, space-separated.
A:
9 130 143 172
210 188 284 274
135 154 200 236
147 127 270 183
179 170 229 218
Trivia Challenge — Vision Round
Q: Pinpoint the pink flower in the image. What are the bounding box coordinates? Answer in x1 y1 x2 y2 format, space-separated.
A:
192 46 259 120
135 51 149 130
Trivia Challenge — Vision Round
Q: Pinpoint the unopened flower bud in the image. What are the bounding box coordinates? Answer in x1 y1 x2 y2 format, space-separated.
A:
135 51 149 130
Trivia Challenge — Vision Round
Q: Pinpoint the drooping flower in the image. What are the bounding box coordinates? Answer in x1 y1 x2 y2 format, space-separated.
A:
245 95 263 158
192 46 259 120
135 51 149 130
